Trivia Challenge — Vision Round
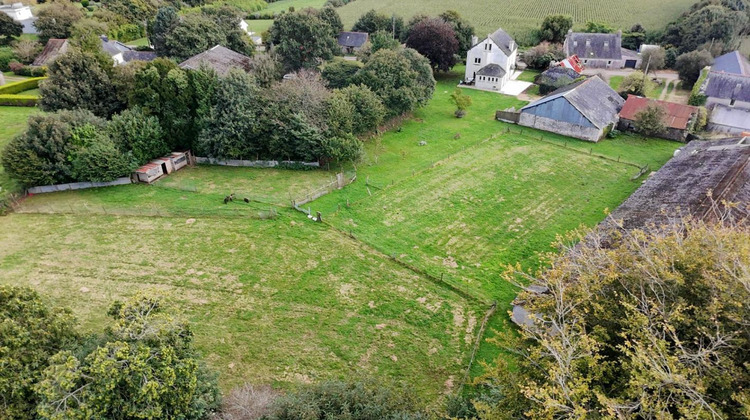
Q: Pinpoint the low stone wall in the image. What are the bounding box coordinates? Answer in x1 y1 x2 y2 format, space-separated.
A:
27 177 133 194
496 110 520 123
519 113 603 142
195 157 320 168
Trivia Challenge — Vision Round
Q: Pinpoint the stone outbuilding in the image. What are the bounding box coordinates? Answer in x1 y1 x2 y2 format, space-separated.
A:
179 45 252 76
518 76 624 142
563 30 640 69
618 95 699 142
337 31 369 55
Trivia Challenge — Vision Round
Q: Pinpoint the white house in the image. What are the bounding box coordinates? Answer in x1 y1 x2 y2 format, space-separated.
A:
0 3 32 21
464 28 518 92
239 19 264 50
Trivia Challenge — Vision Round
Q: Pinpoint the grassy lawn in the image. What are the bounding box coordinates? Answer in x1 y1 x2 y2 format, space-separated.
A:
3 71 33 84
0 106 39 203
126 37 150 47
243 19 274 33
0 212 479 398
515 69 540 83
19 165 337 216
0 64 681 395
609 75 667 99
263 0 326 13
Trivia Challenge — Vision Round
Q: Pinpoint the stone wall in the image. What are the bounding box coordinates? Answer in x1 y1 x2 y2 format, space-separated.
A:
519 112 603 142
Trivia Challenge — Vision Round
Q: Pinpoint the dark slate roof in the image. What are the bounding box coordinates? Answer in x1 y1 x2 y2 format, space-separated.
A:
179 45 252 76
539 66 580 83
711 51 750 76
337 31 368 48
709 104 750 131
705 72 750 102
488 28 516 56
32 38 68 66
100 35 131 57
521 76 625 129
122 50 157 63
605 138 750 230
476 63 506 78
567 32 622 60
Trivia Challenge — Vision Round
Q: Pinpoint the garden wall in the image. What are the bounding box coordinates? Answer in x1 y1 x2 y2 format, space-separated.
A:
195 157 320 168
27 177 132 194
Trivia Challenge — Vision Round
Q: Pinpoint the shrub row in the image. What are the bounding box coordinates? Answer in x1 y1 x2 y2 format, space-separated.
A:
0 77 45 95
0 95 37 107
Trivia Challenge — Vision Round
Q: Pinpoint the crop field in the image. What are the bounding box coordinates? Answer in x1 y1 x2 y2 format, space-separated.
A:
0 67 680 395
337 0 697 42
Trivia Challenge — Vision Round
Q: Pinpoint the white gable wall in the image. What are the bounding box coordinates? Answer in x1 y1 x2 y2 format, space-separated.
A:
464 37 517 86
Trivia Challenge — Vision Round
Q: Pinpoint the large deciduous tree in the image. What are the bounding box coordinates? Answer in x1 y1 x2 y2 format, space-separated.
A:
267 10 339 71
474 216 750 419
405 18 459 72
439 10 476 58
35 292 221 420
34 2 85 43
107 107 168 165
539 14 573 43
150 6 179 57
634 104 667 136
0 286 78 420
351 9 403 38
0 13 23 45
39 49 122 118
676 49 713 87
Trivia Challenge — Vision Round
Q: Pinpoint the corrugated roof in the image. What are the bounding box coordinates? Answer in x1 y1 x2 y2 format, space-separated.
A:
337 31 368 48
705 71 750 102
711 51 750 76
620 95 698 130
33 38 68 66
521 76 624 129
566 32 622 60
476 63 506 77
179 45 252 76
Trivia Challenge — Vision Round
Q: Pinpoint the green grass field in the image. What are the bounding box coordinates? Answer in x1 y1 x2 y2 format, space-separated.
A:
337 0 697 42
243 19 274 33
263 0 325 13
609 75 668 99
0 67 681 396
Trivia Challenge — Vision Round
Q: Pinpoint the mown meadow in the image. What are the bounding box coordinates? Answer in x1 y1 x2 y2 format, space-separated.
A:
0 67 680 397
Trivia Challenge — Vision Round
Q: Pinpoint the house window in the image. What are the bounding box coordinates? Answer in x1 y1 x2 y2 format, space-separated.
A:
607 60 612 65
731 98 736 106
584 59 588 64
474 57 481 64
489 44 492 50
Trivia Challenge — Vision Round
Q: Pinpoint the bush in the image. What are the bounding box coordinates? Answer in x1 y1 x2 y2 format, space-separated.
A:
217 384 279 420
0 77 44 94
12 65 47 77
618 71 654 98
71 136 137 182
264 380 427 420
0 46 17 71
688 68 709 106
81 0 89 6
107 107 168 165
0 94 37 106
522 42 564 70
321 59 362 89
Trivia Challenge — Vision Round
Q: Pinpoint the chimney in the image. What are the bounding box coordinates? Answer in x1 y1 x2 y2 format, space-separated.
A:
471 35 478 46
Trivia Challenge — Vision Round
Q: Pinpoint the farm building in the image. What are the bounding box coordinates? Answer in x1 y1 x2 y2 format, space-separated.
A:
464 28 518 92
618 95 698 141
563 30 641 69
703 71 750 134
536 66 581 95
133 151 192 184
100 36 133 66
32 39 69 67
179 45 252 76
337 31 369 55
122 50 157 63
605 137 750 230
710 50 750 76
518 76 624 142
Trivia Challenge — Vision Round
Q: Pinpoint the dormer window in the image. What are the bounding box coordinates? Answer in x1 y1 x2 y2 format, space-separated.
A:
573 40 578 47
604 41 609 48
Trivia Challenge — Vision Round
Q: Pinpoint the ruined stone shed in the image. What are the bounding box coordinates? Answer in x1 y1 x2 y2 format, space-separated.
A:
606 138 750 230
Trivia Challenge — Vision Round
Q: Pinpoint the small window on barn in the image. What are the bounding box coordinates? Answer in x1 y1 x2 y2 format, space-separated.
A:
731 98 736 106
607 60 612 65
584 59 588 64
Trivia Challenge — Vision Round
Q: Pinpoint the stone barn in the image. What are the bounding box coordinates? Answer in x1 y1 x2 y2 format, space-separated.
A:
618 95 698 142
563 30 640 69
518 76 624 142
337 31 369 55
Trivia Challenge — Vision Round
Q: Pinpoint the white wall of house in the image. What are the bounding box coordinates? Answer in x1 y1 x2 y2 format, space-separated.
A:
112 53 125 66
0 5 33 21
475 75 504 91
464 37 516 83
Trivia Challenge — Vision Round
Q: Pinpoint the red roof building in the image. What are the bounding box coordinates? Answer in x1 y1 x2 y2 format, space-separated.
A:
618 95 699 141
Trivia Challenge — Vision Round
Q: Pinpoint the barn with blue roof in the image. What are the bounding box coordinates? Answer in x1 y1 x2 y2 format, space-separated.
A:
518 76 625 142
